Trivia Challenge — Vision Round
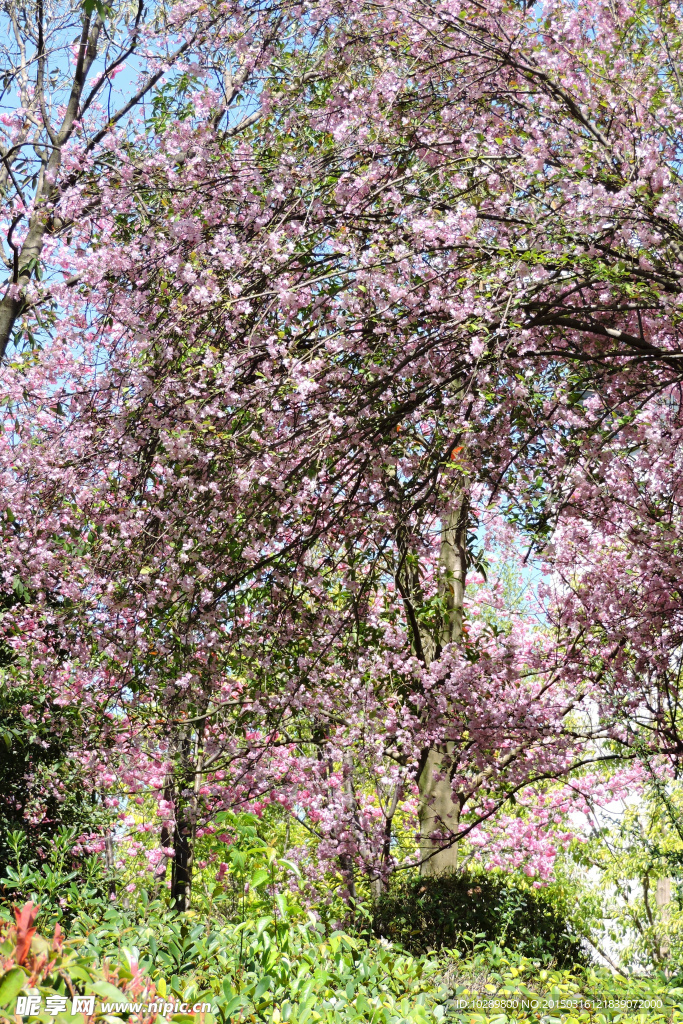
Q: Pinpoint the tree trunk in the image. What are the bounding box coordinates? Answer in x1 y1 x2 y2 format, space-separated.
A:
152 783 173 900
437 496 468 649
0 293 24 361
104 833 116 899
171 804 193 911
417 494 468 876
656 876 672 963
170 720 205 911
418 747 461 875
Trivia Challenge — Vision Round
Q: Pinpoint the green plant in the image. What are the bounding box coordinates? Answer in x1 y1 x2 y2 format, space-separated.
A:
374 870 586 966
569 782 683 973
435 941 683 1024
0 675 108 881
0 825 112 927
0 902 162 1023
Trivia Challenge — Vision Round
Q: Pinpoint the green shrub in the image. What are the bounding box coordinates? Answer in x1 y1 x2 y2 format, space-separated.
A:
373 870 586 966
3 894 683 1024
0 825 115 929
0 678 108 881
434 942 683 1024
0 902 161 1023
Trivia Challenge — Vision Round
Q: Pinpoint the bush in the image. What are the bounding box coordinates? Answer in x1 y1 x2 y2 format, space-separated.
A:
373 870 586 966
0 896 454 1024
3 895 683 1023
0 902 161 1023
436 943 683 1024
0 679 106 881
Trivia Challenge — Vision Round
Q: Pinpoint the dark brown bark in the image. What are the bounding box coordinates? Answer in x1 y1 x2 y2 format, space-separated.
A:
169 720 205 911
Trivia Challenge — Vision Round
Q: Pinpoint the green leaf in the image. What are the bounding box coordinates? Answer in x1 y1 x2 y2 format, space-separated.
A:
82 0 113 17
254 977 272 1000
222 995 244 1017
89 980 128 1002
66 967 92 983
0 967 25 1007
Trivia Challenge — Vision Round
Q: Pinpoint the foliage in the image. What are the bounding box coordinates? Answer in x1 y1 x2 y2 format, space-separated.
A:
569 784 683 974
1 816 682 1024
73 907 453 1024
0 902 160 1023
0 826 114 929
7 0 683 899
3 0 683 1013
436 944 683 1024
4 895 683 1024
0 679 104 879
373 870 586 966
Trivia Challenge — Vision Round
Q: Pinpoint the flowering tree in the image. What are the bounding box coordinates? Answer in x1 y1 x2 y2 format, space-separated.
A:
0 0 338 358
546 389 683 768
2 0 683 904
